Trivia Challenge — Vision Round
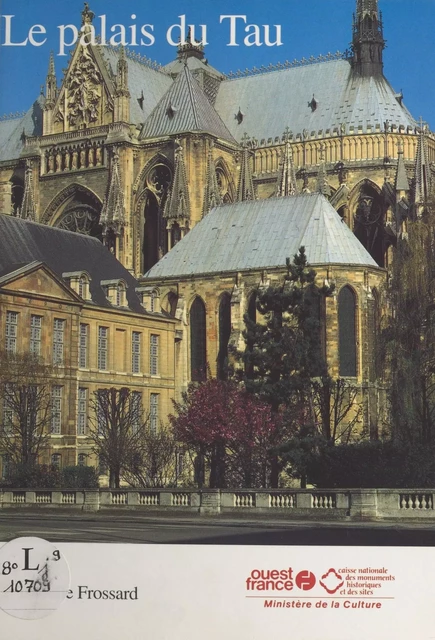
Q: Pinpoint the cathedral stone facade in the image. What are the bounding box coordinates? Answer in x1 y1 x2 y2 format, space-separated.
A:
0 0 434 472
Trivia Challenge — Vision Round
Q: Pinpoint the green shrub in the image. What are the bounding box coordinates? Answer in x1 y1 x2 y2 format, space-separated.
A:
0 463 99 489
2 463 62 489
61 466 99 489
297 441 435 488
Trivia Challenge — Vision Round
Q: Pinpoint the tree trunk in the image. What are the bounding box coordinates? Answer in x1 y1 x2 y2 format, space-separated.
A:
109 469 121 489
194 452 205 489
269 455 279 488
209 442 226 488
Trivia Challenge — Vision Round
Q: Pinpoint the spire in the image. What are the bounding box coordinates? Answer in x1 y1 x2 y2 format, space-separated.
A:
414 120 432 215
316 147 331 198
275 128 298 197
394 143 410 195
48 50 55 76
114 46 130 122
203 142 223 216
20 161 36 221
116 46 129 95
45 51 57 104
177 27 205 61
352 0 385 77
164 139 191 222
237 133 255 201
100 149 126 231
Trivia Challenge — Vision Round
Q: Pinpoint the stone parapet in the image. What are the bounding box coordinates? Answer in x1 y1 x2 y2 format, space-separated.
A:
1 488 435 521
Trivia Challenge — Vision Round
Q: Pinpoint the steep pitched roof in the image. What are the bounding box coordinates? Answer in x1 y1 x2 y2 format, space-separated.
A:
99 47 173 126
0 95 45 162
140 64 236 143
215 59 416 143
144 193 378 279
0 214 146 313
163 55 223 80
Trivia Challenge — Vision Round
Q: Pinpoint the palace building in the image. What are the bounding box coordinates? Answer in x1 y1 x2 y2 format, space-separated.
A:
0 0 433 473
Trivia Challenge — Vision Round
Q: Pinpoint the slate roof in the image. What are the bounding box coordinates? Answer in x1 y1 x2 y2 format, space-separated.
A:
101 47 173 126
163 55 223 79
0 95 45 162
0 51 418 160
214 59 417 143
0 214 147 313
144 193 378 280
140 64 236 143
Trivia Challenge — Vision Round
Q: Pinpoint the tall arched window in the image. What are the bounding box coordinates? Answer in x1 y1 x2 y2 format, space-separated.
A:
217 293 231 380
353 182 384 267
245 292 257 379
190 297 207 381
368 288 381 382
247 292 257 325
305 286 325 376
338 286 357 377
143 191 160 272
141 163 172 272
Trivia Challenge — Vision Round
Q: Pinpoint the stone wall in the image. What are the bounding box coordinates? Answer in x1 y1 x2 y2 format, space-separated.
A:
2 487 434 521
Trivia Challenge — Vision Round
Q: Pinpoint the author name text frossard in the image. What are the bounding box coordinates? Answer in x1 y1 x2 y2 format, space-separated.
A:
67 585 138 600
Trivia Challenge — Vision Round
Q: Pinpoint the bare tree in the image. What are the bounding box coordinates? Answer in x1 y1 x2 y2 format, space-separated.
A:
309 376 362 445
88 387 156 489
0 350 53 470
122 426 179 488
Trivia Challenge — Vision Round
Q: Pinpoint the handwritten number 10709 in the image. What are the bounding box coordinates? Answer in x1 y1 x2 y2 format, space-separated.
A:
4 578 50 593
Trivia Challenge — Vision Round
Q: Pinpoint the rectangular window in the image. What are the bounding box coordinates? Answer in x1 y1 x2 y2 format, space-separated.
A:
2 389 13 433
131 391 142 433
79 324 88 368
150 393 159 435
132 332 141 373
96 390 105 435
51 453 61 469
30 315 42 356
5 311 18 353
1 455 10 480
78 453 87 467
150 334 159 376
98 327 108 370
51 386 62 434
77 387 88 436
53 319 65 365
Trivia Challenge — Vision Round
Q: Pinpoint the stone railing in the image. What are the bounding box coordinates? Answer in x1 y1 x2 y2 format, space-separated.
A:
1 488 435 520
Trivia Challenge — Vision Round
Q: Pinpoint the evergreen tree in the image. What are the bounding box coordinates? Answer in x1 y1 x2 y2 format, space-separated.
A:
235 247 334 486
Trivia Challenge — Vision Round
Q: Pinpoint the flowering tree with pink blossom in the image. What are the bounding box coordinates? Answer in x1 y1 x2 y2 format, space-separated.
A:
170 379 279 488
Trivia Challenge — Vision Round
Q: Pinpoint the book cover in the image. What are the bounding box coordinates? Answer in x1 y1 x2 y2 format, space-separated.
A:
0 1 434 638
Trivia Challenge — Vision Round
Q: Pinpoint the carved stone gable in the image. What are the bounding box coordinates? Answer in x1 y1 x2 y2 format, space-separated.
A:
66 47 102 129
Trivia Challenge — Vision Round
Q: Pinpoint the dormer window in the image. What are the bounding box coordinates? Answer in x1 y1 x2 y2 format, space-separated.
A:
62 271 91 301
79 276 86 298
235 107 244 124
137 90 145 110
308 95 317 112
101 279 127 307
166 102 177 119
135 286 161 313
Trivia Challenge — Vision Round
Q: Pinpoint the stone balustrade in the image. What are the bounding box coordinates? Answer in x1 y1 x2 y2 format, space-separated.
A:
1 488 435 520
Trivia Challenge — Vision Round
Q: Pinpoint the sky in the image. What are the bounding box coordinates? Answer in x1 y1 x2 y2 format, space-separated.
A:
0 0 434 127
